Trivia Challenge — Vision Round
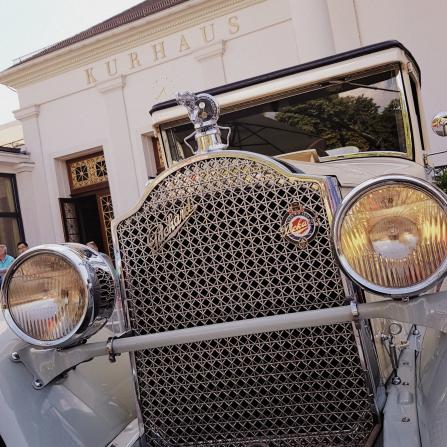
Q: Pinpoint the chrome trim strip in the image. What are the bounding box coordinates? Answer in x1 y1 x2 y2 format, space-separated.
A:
112 150 337 228
333 175 447 297
111 230 145 440
396 64 415 161
324 173 383 415
319 150 411 163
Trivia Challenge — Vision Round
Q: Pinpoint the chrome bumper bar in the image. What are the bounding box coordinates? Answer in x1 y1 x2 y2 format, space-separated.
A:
13 291 447 389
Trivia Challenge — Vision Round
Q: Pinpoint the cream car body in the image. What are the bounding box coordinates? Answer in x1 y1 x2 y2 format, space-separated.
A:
0 41 446 447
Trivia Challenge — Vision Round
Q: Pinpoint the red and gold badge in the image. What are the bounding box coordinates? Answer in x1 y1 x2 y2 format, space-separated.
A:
281 203 318 248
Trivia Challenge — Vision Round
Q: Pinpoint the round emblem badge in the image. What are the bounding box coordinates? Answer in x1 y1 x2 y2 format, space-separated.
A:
282 204 318 248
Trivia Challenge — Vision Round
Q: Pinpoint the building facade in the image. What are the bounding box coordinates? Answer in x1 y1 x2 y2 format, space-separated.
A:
0 121 32 256
0 0 445 251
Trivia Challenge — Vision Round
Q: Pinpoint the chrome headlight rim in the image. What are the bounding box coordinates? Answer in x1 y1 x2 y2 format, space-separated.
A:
333 175 447 298
1 244 114 348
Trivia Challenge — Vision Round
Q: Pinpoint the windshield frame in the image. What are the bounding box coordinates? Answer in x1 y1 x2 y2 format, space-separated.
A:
157 62 418 168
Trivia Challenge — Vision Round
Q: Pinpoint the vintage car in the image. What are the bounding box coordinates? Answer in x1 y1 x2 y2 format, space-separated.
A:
0 41 446 447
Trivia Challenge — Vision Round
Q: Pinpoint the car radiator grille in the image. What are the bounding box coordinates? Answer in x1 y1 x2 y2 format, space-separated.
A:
115 153 378 446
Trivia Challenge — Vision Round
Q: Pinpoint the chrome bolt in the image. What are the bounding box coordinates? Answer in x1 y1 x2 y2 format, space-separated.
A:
10 352 20 362
392 376 402 385
32 379 44 389
413 329 420 335
402 381 410 386
402 417 410 423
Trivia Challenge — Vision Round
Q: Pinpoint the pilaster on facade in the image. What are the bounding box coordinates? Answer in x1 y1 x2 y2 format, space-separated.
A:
96 74 142 217
287 0 335 63
194 40 227 86
13 103 58 245
13 104 40 121
96 75 126 94
326 0 362 53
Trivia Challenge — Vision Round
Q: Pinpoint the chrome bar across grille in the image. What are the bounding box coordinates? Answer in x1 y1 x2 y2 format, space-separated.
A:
114 152 379 446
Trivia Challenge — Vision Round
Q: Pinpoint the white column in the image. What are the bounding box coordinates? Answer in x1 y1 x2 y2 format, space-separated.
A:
194 40 227 88
14 105 58 244
288 0 335 62
326 0 362 52
97 76 140 217
14 161 39 246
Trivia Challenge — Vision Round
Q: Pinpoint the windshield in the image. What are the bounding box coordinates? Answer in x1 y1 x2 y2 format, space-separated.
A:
162 65 411 163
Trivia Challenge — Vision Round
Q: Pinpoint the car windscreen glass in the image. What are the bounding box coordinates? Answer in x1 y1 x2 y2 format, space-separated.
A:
161 65 410 162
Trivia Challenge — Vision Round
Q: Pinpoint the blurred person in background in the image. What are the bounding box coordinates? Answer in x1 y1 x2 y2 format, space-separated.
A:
86 241 99 252
0 244 14 283
17 241 29 256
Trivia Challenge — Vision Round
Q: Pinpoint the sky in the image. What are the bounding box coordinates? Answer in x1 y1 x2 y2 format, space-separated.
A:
0 0 143 125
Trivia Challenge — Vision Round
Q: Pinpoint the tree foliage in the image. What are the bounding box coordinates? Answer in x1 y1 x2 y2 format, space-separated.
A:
276 95 401 152
435 169 447 194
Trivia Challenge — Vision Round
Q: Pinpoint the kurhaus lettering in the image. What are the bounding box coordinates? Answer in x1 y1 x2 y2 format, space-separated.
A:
84 15 240 85
148 199 197 252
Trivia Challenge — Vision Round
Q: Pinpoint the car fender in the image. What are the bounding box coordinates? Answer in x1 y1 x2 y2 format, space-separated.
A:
0 314 136 447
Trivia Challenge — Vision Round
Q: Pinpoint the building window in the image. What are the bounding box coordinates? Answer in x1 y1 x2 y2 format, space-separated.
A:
67 152 109 192
0 174 24 257
151 136 166 175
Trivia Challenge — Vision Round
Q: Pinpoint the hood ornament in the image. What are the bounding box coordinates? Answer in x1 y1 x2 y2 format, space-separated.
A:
176 91 230 153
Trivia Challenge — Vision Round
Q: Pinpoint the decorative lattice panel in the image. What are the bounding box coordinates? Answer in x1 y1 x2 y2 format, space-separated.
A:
68 153 108 191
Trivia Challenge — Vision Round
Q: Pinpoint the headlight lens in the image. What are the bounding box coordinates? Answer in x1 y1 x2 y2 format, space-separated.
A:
2 244 117 347
7 253 87 342
334 176 447 297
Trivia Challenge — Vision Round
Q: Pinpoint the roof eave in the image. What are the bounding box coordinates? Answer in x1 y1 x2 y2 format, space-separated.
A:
0 0 212 88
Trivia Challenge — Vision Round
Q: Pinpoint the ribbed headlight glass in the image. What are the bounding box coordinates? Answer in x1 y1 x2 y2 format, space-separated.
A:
335 178 447 296
6 253 87 342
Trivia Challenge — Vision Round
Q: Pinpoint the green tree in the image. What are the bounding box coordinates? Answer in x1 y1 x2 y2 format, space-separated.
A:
276 94 401 152
435 170 447 194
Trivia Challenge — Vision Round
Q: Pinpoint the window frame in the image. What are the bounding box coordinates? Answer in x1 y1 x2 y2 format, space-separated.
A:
0 173 25 251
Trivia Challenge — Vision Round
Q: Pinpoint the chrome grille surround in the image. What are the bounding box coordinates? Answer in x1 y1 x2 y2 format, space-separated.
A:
114 152 379 446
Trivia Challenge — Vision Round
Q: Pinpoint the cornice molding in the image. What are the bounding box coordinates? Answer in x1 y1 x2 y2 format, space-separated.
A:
96 75 126 94
14 105 40 121
14 160 35 173
0 152 33 171
0 0 264 89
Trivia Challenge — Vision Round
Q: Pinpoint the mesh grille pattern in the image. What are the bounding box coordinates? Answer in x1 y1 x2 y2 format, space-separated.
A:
95 266 116 315
116 155 377 446
138 325 374 446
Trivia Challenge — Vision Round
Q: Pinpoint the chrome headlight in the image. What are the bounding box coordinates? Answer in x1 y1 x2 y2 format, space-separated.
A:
333 175 447 297
1 244 117 347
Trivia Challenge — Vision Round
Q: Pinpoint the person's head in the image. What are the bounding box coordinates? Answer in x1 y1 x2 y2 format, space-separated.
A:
0 244 7 260
17 241 29 256
86 241 99 252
